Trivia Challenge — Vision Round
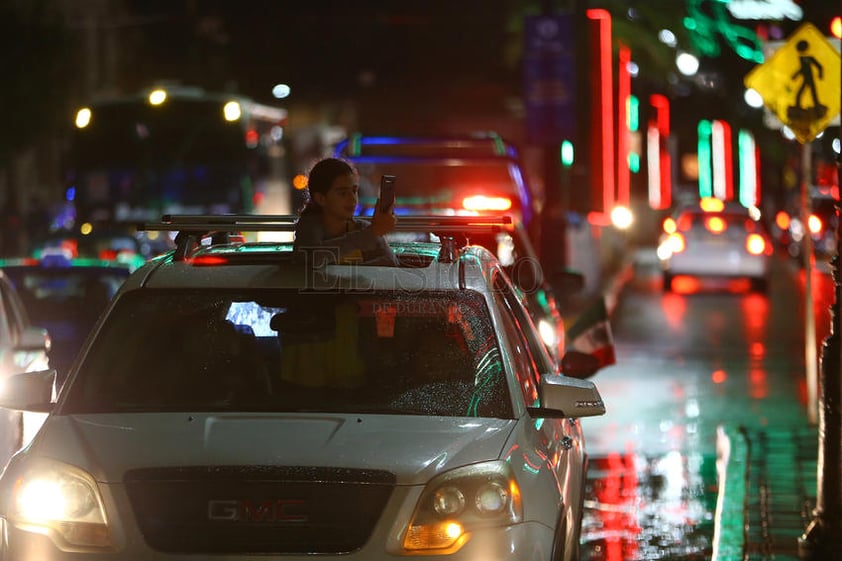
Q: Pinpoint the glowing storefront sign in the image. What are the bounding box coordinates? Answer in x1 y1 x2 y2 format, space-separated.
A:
726 0 803 21
685 0 764 63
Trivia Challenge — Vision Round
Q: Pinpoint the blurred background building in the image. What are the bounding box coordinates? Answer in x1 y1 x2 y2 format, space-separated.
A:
0 0 838 256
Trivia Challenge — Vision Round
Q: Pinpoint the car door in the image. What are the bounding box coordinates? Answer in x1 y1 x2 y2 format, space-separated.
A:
490 270 586 478
490 269 588 557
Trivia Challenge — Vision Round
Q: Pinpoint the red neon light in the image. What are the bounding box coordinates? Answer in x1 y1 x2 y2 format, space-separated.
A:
721 120 734 200
650 94 672 209
587 211 612 226
617 43 631 207
587 9 615 215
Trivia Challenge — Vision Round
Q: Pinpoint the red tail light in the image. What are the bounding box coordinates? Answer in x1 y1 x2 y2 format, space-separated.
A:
462 195 512 212
189 255 229 266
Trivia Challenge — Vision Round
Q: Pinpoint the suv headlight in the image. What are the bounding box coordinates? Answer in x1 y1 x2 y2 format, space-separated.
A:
402 461 522 553
9 459 112 549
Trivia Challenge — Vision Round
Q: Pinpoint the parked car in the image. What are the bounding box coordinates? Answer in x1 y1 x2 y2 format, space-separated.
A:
0 269 51 468
657 197 774 292
0 214 606 560
0 255 131 387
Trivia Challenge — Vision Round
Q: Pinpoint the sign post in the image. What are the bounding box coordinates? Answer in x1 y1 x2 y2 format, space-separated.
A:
523 11 577 280
746 21 842 560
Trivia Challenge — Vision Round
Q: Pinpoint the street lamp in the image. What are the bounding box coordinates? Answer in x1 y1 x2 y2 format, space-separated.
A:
676 51 700 76
272 84 291 99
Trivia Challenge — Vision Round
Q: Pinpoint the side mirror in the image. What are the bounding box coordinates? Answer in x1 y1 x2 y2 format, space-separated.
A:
529 374 606 419
560 350 600 379
0 370 57 413
16 326 51 354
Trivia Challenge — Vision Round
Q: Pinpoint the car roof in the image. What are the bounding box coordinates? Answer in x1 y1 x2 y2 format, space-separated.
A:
335 131 521 159
127 215 513 294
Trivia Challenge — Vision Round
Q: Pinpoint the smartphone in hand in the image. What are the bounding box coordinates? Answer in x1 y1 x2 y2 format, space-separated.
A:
379 174 396 213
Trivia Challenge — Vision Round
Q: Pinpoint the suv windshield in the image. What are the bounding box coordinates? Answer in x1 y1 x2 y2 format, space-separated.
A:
61 289 512 418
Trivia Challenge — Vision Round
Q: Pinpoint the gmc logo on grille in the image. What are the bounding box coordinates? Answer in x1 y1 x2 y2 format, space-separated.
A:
208 499 308 523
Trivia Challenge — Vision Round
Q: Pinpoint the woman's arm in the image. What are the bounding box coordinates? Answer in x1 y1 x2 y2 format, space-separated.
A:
294 214 383 266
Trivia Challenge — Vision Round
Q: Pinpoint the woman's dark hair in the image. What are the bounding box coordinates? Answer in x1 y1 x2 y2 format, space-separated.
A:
299 158 355 215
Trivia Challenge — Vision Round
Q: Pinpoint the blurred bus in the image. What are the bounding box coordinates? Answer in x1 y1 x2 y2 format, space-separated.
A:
66 85 292 241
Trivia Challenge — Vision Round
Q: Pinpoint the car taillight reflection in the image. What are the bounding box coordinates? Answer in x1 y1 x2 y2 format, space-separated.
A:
462 195 512 212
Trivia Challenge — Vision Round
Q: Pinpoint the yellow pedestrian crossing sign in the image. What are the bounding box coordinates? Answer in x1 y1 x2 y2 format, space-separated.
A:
745 23 841 144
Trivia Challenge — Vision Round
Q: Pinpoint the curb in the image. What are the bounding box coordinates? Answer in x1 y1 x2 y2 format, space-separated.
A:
712 424 749 561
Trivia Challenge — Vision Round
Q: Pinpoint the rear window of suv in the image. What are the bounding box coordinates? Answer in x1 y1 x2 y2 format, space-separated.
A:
350 158 531 222
60 289 512 418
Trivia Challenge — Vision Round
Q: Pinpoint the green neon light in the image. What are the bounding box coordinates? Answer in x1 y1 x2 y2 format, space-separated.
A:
628 152 640 173
628 95 639 132
685 0 764 63
560 140 574 167
698 120 713 198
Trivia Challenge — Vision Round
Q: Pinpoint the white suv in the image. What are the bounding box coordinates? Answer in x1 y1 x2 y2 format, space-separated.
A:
0 215 605 561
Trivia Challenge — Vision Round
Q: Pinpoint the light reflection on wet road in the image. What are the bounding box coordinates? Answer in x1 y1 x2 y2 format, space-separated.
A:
578 250 826 560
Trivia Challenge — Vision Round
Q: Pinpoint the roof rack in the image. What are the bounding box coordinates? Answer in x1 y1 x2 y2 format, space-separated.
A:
138 214 513 261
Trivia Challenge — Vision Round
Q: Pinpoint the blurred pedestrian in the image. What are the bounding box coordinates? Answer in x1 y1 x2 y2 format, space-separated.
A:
293 157 398 266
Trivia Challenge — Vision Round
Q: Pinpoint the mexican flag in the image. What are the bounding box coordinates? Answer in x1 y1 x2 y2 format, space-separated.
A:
566 297 616 368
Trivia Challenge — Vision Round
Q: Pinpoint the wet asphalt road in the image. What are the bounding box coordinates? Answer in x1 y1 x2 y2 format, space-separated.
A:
578 248 828 561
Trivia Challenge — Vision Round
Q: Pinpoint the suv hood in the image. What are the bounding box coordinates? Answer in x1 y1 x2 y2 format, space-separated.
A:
29 413 516 485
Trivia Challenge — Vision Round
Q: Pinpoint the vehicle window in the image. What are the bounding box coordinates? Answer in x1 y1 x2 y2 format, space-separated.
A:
491 272 549 407
61 289 513 418
465 232 519 266
352 160 527 212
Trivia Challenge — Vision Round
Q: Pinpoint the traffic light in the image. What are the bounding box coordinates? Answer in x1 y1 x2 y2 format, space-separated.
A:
831 16 841 39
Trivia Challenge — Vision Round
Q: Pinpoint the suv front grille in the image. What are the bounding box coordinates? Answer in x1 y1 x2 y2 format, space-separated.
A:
125 466 396 554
